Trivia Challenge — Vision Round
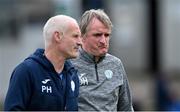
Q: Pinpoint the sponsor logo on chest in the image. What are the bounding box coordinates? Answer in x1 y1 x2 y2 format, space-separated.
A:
79 70 114 86
41 78 76 93
41 79 52 93
79 73 88 86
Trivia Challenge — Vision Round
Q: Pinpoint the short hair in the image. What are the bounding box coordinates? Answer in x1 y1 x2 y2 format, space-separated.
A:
43 15 77 48
80 9 113 36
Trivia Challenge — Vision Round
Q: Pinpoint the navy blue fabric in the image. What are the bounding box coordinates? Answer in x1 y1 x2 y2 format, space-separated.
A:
4 48 79 111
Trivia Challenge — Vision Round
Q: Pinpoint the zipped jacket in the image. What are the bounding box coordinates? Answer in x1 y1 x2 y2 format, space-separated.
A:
71 48 133 111
4 49 79 111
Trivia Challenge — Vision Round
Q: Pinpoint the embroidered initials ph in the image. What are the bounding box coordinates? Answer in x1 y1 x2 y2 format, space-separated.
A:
42 86 52 93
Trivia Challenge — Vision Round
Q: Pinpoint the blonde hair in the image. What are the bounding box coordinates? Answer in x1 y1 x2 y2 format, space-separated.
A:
80 9 113 36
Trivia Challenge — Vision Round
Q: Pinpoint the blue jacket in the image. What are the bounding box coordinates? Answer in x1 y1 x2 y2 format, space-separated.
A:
4 49 79 111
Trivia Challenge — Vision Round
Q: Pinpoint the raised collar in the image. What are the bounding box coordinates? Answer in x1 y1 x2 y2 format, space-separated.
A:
79 48 105 64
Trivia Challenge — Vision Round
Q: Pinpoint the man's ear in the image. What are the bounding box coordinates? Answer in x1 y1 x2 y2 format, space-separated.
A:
54 31 63 42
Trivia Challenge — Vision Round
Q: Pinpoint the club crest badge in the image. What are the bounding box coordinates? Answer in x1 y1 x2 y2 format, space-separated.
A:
104 70 113 79
71 80 75 92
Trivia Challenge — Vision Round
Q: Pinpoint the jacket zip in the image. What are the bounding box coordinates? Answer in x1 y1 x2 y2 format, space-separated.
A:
94 63 99 82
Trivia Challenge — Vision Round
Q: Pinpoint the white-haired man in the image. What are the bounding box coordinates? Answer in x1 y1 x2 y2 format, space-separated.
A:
4 15 82 111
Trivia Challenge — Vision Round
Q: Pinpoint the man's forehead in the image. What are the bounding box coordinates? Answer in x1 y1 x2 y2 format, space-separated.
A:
88 28 111 33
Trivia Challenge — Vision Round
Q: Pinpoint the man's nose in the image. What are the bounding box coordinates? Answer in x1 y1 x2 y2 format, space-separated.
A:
77 37 82 46
99 36 107 44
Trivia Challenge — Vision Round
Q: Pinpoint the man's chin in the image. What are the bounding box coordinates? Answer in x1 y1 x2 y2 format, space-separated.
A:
102 50 108 54
67 53 78 59
99 52 107 57
71 54 78 59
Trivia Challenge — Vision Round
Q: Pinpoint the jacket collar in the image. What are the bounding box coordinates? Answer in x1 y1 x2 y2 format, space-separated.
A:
64 60 75 72
79 48 105 63
29 48 75 74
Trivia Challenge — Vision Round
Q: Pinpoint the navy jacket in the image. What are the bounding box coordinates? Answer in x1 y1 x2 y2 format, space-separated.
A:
4 49 79 111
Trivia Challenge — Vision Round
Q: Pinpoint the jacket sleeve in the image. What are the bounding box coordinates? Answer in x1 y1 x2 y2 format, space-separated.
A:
4 63 32 111
117 61 134 111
